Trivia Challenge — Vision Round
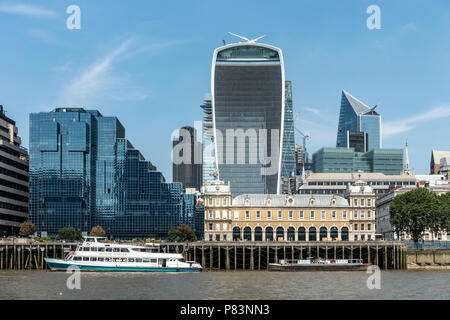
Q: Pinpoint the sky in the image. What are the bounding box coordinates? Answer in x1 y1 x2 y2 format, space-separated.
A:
1 0 450 179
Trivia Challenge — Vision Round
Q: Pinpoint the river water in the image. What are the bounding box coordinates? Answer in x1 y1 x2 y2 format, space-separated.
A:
0 270 449 300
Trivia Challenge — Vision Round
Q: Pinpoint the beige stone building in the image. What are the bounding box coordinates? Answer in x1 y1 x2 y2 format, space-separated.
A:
202 180 376 242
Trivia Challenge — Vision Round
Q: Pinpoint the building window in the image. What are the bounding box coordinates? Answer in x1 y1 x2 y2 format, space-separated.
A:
368 234 371 240
208 198 212 206
361 211 365 219
223 235 227 241
216 198 220 206
361 199 365 206
354 211 358 219
222 210 227 219
209 234 213 241
216 234 220 241
321 211 326 220
245 211 250 220
216 223 220 231
332 211 336 220
367 199 372 207
354 199 358 207
343 211 347 219
361 234 365 241
300 211 304 219
209 223 213 231
234 211 239 220
223 223 227 231
354 224 358 231
256 211 261 220
354 235 358 241
215 210 220 219
208 210 213 219
267 211 272 220
289 211 293 220
368 224 371 231
278 211 282 220
368 210 371 219
223 198 227 206
361 224 365 231
310 211 315 219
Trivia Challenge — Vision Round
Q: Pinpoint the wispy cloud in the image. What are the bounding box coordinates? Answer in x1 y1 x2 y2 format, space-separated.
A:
383 105 450 138
0 3 57 17
304 107 321 116
61 38 135 105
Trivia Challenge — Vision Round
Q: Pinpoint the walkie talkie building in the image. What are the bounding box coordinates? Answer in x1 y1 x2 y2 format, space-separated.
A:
211 40 285 196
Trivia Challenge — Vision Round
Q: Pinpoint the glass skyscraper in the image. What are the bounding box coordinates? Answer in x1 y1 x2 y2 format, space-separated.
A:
29 108 203 239
337 90 381 152
201 95 216 186
212 41 285 196
281 81 296 177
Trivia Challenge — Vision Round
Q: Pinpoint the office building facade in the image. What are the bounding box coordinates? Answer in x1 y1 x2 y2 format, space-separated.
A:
212 41 285 196
337 90 381 152
172 126 202 191
0 106 29 236
280 81 296 178
312 148 404 176
201 96 216 186
29 108 203 239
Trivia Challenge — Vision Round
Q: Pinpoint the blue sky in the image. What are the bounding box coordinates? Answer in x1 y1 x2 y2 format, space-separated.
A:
1 0 450 178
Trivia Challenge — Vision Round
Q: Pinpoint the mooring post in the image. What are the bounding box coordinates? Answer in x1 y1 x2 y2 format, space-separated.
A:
316 245 319 259
250 246 254 271
359 245 362 263
367 245 371 265
209 245 213 271
334 246 336 260
283 246 286 261
350 245 353 260
266 245 270 270
0 247 3 270
342 245 345 259
376 245 379 268
275 246 278 264
242 246 245 270
300 246 303 260
21 246 24 270
384 246 388 270
393 245 396 270
258 246 261 270
201 246 205 270
291 246 294 262
325 245 328 260
53 245 56 258
234 246 237 271
5 245 8 271
308 245 311 260
218 246 221 270
225 247 230 271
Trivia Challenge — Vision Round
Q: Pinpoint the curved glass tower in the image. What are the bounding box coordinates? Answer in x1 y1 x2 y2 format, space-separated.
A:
211 42 285 196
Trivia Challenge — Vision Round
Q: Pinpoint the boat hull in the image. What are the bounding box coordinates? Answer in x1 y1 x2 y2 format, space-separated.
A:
45 258 202 272
268 263 369 272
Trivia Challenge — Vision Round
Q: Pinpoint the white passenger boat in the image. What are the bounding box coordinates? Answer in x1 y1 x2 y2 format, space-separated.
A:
44 237 202 272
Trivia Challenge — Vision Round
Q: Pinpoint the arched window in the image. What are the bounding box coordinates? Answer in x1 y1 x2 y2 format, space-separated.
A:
309 227 317 241
319 227 328 241
243 227 252 241
276 227 284 241
265 227 274 241
298 227 306 241
232 227 241 241
330 227 339 240
287 227 295 241
254 227 263 241
341 227 349 241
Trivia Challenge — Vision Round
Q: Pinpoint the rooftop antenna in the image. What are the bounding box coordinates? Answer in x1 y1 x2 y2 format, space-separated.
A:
228 32 266 43
222 40 226 46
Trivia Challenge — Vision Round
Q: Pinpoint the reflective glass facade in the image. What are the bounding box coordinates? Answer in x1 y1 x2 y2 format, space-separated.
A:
313 148 403 175
337 91 381 151
29 108 204 239
212 43 284 196
201 96 216 185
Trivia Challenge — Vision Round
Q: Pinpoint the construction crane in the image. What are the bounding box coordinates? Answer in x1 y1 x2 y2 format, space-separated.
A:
295 127 310 152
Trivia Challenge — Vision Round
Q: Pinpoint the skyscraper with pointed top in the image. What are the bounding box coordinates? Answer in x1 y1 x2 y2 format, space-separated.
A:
337 90 382 152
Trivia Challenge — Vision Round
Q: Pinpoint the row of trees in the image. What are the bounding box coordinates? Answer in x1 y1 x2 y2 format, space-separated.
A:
390 188 450 242
19 221 197 242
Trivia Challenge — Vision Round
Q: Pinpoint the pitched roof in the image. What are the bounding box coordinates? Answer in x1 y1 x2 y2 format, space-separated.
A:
432 150 450 164
231 194 349 207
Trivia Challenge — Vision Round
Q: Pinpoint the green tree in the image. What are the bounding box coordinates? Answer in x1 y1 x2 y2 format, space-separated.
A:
166 224 197 242
438 193 450 235
390 188 437 242
167 227 179 242
19 221 36 237
89 225 106 237
56 227 83 241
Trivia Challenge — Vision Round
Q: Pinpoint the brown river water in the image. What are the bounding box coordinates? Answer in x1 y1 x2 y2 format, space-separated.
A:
0 270 449 300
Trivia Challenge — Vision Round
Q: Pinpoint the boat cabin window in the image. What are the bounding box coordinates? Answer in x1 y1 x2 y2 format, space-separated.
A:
105 258 110 262
136 258 142 263
86 238 96 242
90 257 97 262
113 248 120 252
151 259 157 263
82 247 90 251
121 258 127 262
128 258 135 263
98 258 104 262
98 248 105 252
73 257 82 261
113 258 120 262
120 248 129 253
106 248 112 252
143 258 150 263
90 247 98 251
82 257 89 261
